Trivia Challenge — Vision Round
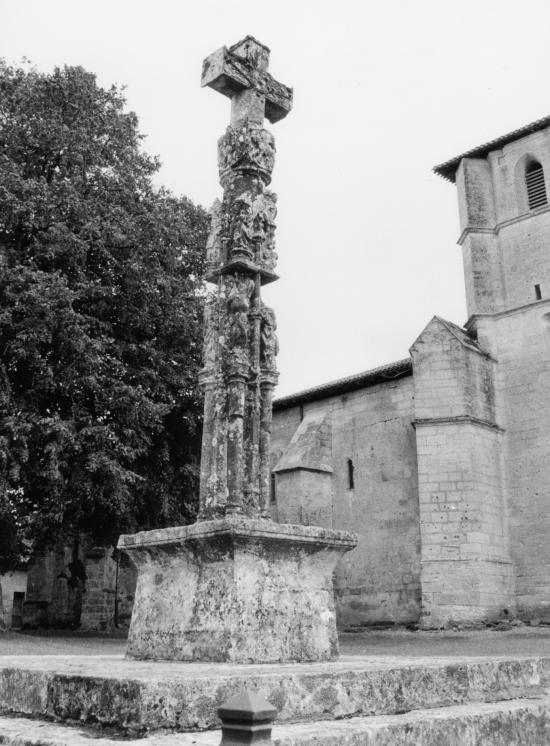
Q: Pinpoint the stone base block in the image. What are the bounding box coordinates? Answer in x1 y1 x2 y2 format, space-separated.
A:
118 518 357 663
2 653 550 736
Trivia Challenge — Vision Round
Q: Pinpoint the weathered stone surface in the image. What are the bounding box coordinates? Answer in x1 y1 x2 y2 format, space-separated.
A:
410 316 514 628
197 35 292 522
271 372 420 627
119 518 356 663
201 36 293 125
119 36 356 664
3 696 550 745
2 654 550 733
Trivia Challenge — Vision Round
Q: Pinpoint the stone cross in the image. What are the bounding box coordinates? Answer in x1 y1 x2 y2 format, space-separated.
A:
198 37 292 520
117 42 357 664
201 36 293 126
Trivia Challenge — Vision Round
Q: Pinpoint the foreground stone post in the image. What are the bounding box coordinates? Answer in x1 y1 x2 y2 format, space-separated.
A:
119 36 357 663
218 692 276 746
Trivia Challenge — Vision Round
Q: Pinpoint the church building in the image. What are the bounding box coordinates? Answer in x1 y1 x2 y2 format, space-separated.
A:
271 115 550 629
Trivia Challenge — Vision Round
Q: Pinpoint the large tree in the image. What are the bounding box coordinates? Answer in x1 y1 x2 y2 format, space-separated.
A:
0 61 208 558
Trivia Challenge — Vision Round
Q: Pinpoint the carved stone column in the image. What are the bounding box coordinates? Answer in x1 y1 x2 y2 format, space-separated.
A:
119 36 357 663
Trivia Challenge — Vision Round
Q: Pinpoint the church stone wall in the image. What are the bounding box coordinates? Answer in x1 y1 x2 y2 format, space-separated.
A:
459 231 503 317
272 375 420 626
456 158 495 230
411 317 514 627
477 300 550 620
272 410 334 528
457 126 550 318
456 123 550 623
456 159 503 316
498 211 550 309
487 128 550 224
415 422 513 625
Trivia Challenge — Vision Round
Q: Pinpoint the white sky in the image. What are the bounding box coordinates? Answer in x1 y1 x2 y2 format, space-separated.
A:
2 0 550 396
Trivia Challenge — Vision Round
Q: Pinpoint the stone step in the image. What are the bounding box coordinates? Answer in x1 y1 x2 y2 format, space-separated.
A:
1 695 550 745
0 654 549 733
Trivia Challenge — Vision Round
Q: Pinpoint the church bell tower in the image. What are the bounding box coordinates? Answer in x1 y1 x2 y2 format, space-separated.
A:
432 116 550 622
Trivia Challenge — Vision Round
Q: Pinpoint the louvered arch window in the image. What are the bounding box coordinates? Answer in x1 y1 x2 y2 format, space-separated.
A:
525 161 547 210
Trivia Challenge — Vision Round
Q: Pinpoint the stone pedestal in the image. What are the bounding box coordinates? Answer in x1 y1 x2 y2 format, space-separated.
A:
118 518 356 663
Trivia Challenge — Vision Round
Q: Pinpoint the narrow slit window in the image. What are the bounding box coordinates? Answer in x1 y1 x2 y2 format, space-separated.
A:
525 162 547 210
347 459 355 490
535 284 542 300
270 473 277 503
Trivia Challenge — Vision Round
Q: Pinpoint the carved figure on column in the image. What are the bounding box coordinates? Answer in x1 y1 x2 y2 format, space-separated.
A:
202 301 219 370
252 191 278 270
205 199 223 271
226 195 255 259
260 304 278 371
225 273 254 364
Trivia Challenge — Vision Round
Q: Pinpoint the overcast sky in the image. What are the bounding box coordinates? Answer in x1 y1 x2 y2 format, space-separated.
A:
2 0 550 396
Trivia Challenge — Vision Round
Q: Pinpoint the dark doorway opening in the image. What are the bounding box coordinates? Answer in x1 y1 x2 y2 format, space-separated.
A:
11 591 25 629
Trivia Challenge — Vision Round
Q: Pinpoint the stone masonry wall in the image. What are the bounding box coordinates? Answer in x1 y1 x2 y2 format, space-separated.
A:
411 317 514 627
80 547 137 632
272 410 333 527
25 546 83 628
415 422 513 624
487 128 550 225
476 301 550 620
456 123 550 622
497 211 550 310
272 374 420 627
22 540 136 631
457 126 550 318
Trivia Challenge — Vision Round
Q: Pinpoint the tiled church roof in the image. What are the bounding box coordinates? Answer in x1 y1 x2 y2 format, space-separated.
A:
273 358 412 411
433 114 550 183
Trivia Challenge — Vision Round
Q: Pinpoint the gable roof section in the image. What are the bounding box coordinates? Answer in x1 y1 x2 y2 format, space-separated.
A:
433 114 550 183
435 316 482 353
273 358 412 411
410 315 494 360
273 410 332 473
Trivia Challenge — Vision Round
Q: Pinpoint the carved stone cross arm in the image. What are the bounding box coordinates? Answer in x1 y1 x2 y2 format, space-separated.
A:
201 36 293 125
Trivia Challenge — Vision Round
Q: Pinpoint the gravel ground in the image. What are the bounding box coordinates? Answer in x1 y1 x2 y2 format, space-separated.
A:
3 626 550 658
340 626 550 657
0 630 127 656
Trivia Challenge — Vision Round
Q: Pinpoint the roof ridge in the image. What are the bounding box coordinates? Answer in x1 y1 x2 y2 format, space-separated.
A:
434 113 550 183
434 314 480 349
273 358 412 410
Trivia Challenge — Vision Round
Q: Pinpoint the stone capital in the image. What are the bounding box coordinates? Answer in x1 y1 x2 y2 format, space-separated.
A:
260 371 279 386
226 361 250 381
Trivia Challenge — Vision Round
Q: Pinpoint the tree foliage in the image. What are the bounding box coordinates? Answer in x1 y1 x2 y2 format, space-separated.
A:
0 61 208 559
